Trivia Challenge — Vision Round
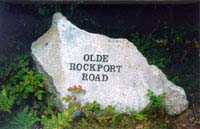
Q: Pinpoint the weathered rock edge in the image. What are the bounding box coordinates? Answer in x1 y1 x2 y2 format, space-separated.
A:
31 13 188 115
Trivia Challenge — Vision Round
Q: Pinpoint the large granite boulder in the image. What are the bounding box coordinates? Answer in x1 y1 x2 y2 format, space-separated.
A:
31 13 188 115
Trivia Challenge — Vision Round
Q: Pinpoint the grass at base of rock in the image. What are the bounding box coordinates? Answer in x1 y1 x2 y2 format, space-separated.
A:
70 109 198 129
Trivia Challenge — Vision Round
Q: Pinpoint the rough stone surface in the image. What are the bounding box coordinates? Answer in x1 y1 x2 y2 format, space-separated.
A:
31 12 188 115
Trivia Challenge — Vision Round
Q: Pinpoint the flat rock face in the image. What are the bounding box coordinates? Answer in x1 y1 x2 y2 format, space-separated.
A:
31 13 188 115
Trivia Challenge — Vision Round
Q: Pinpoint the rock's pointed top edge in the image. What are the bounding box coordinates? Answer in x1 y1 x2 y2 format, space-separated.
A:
52 12 66 25
52 12 79 32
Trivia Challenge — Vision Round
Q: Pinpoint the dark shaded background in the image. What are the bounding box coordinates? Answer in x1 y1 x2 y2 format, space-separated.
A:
0 2 199 55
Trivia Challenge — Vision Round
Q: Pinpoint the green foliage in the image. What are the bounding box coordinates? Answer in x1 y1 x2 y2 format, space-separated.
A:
68 4 77 15
146 89 166 118
62 95 75 102
34 4 62 16
0 89 14 113
40 98 174 129
7 68 45 104
0 53 46 107
55 4 62 13
41 102 79 129
0 53 57 128
1 107 39 129
37 5 49 16
133 112 146 121
82 101 101 115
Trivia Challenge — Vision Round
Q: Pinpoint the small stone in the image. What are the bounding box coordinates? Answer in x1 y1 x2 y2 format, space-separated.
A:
72 110 82 119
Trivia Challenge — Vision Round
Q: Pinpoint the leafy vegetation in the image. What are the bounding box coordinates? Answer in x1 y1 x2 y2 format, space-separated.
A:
1 107 39 129
145 89 166 118
0 53 57 128
40 95 172 129
0 89 14 113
